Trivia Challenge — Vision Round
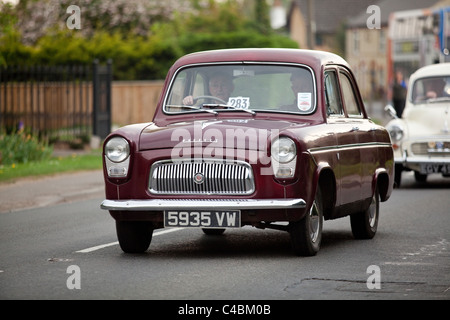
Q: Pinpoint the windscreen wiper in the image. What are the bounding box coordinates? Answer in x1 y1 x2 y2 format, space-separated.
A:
202 104 256 115
166 105 218 114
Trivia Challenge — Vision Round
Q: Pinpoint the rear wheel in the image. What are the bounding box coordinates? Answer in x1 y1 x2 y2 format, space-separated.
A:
289 187 323 256
116 221 154 253
350 185 379 239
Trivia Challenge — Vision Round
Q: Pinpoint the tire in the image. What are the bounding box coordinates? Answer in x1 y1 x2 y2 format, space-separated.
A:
394 164 403 188
350 185 379 239
116 221 154 253
202 228 226 235
414 171 427 183
289 187 323 256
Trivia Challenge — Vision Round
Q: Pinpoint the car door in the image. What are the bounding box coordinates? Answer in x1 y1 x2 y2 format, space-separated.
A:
324 68 359 210
339 68 376 206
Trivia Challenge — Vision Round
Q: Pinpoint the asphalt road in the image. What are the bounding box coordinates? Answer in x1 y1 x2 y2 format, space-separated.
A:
0 172 449 302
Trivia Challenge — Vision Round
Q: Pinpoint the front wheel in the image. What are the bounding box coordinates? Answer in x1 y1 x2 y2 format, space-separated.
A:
350 185 379 239
202 228 226 235
116 221 154 253
289 187 323 256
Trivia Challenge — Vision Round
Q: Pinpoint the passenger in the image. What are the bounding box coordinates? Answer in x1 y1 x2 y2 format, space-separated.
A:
423 78 446 99
280 72 313 112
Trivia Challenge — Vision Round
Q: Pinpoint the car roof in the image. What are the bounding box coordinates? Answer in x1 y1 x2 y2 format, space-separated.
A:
410 63 450 80
169 48 349 71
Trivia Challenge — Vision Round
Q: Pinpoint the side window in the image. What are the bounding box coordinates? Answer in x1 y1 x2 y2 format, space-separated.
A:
339 72 361 116
324 70 343 116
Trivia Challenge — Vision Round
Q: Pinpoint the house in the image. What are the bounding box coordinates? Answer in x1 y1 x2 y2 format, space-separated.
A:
345 0 442 101
287 0 374 55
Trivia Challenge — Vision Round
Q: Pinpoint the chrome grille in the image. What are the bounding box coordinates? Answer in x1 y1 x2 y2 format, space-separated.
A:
411 142 450 156
149 159 255 195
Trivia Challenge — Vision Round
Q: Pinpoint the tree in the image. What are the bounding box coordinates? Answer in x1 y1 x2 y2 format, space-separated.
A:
0 0 298 79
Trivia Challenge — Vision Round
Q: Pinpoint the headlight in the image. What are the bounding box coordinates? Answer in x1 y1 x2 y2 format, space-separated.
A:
105 137 130 163
104 137 130 178
271 137 297 179
388 124 404 142
272 137 296 163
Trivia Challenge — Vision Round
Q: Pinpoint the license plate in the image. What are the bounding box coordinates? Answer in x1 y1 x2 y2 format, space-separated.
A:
164 210 241 228
420 163 450 174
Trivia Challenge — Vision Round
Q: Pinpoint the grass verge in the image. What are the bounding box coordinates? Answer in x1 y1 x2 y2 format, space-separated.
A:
0 151 102 183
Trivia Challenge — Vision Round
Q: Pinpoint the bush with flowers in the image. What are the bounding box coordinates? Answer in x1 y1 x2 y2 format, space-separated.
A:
0 129 53 166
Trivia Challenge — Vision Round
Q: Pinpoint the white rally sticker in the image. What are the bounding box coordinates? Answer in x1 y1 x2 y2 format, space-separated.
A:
297 92 312 111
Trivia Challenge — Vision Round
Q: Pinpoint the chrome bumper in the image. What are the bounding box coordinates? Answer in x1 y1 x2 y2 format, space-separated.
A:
101 198 306 211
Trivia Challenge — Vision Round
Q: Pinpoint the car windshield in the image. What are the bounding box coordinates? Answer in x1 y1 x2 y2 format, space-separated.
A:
411 76 450 104
164 64 316 115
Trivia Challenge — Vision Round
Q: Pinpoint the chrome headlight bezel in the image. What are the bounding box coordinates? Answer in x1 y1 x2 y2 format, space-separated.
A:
104 137 130 178
271 137 297 179
271 137 297 164
387 124 404 142
105 137 130 163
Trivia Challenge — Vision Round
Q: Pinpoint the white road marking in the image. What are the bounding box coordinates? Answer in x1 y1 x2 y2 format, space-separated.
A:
76 227 184 253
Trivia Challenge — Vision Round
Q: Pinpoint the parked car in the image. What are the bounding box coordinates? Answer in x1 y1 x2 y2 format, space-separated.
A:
101 49 394 256
385 63 450 187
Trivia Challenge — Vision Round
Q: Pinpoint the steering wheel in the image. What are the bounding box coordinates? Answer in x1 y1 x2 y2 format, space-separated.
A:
193 96 228 105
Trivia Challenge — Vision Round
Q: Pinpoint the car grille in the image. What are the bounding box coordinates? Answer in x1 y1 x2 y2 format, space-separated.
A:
411 141 450 156
149 159 255 195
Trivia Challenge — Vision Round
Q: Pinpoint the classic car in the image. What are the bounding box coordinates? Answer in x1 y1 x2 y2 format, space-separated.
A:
101 48 394 256
385 63 450 187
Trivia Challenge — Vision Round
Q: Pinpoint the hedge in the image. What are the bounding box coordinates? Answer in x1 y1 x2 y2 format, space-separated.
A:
0 30 298 80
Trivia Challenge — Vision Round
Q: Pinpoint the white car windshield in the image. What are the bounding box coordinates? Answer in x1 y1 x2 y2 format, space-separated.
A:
164 64 316 115
411 76 450 103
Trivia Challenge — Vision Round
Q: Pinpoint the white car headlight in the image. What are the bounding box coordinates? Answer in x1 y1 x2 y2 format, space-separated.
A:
272 137 296 163
271 137 297 179
105 137 130 163
104 137 130 178
388 124 404 142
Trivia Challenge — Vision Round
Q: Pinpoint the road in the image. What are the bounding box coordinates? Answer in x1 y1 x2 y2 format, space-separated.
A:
0 172 449 302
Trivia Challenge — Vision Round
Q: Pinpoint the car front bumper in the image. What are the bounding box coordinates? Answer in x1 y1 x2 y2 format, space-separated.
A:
395 152 450 174
101 198 306 211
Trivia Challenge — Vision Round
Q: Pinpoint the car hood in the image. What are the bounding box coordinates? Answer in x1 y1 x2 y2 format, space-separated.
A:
403 104 450 137
139 119 309 151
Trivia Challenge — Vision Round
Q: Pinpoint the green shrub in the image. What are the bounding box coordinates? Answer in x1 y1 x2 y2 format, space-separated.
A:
178 31 298 54
0 131 53 165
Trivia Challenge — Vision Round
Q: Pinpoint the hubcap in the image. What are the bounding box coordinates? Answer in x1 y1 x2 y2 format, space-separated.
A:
309 201 320 243
368 194 377 228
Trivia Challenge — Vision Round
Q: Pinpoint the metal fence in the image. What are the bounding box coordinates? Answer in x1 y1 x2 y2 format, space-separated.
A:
0 61 111 143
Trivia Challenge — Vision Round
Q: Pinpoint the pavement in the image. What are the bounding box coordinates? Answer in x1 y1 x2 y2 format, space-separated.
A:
0 170 104 213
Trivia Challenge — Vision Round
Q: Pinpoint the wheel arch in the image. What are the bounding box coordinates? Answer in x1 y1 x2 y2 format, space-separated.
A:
314 164 337 220
374 169 390 202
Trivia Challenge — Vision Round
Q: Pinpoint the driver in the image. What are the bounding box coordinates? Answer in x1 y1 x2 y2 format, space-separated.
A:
182 73 234 105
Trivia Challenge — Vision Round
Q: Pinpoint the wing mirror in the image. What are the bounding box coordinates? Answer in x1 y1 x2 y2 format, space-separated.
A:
384 105 398 119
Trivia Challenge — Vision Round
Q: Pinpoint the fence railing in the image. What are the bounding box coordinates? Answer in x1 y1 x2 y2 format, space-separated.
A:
0 61 111 143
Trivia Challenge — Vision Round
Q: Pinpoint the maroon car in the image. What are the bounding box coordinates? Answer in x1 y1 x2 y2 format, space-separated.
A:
101 48 394 256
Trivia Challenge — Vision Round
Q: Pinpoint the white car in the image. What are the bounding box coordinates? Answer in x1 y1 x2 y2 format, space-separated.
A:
385 63 450 187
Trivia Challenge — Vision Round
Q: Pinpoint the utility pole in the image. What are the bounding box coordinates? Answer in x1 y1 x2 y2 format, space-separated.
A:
306 0 315 49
